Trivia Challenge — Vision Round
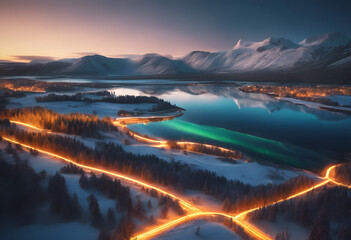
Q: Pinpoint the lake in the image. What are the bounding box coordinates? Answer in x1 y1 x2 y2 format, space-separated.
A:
108 82 351 171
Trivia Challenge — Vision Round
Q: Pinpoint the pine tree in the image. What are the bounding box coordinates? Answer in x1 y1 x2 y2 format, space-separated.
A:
161 205 169 218
337 220 351 240
275 228 290 240
126 196 133 215
79 173 89 188
98 231 111 240
71 192 82 219
223 197 232 212
133 199 145 220
112 215 135 240
87 194 104 229
309 213 330 240
147 199 152 209
106 208 116 231
195 226 200 236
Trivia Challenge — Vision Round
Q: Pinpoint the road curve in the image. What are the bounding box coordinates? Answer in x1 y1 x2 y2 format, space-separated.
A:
5 120 351 240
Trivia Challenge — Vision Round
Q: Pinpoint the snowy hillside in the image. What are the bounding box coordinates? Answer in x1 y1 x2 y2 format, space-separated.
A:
136 53 196 75
300 32 350 47
60 55 136 75
183 32 351 72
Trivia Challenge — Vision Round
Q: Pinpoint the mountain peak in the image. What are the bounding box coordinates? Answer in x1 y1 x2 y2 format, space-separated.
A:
233 37 298 51
300 32 350 47
233 39 255 50
137 53 169 65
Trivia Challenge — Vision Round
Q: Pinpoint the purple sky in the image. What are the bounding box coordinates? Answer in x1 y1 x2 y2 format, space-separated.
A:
1 0 350 61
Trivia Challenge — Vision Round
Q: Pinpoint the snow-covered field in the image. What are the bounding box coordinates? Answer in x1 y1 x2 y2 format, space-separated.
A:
328 95 351 107
252 217 309 240
121 141 311 186
152 220 241 240
7 92 155 118
0 142 166 238
9 111 314 188
278 97 351 112
0 222 99 240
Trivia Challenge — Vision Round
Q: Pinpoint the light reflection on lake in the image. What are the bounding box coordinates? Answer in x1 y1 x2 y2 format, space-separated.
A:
111 83 350 170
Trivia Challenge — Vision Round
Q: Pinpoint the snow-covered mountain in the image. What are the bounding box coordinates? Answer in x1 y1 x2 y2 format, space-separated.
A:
136 53 196 75
299 32 350 47
0 32 350 82
60 55 136 75
233 37 299 51
183 32 351 72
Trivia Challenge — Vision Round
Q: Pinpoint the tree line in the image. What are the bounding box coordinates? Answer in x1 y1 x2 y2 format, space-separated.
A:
167 140 242 160
35 93 181 112
0 143 136 240
0 146 81 225
248 186 351 240
0 125 317 214
0 147 46 225
141 187 185 217
0 107 117 138
332 162 351 185
79 173 136 239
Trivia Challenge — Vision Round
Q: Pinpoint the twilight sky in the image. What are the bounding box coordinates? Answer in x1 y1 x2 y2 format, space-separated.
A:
1 0 350 62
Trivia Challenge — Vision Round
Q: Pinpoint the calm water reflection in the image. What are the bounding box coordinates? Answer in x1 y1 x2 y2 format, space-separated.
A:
113 83 351 170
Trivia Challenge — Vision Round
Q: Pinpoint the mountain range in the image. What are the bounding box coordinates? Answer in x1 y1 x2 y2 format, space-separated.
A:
1 32 350 83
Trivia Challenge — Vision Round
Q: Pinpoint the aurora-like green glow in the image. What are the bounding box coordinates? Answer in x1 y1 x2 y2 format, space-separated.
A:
131 119 326 169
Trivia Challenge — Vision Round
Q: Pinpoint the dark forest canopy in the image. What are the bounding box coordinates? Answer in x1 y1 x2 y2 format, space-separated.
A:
248 186 351 240
0 126 316 213
35 93 182 112
0 149 82 225
332 162 351 185
0 147 135 238
0 107 117 138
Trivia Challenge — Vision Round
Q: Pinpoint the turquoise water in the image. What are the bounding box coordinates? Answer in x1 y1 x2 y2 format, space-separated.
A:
123 84 350 170
131 119 324 169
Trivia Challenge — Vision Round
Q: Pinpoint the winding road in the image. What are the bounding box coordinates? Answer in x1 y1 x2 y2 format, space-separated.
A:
3 119 351 240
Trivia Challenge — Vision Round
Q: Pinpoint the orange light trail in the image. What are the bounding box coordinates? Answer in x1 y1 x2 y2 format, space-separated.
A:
10 120 46 131
136 164 351 240
1 136 200 213
235 164 351 219
1 134 271 240
6 120 351 240
113 118 240 157
234 179 330 219
325 164 351 188
134 212 272 240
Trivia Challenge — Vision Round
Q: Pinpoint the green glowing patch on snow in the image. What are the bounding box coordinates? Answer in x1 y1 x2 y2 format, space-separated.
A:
154 119 321 169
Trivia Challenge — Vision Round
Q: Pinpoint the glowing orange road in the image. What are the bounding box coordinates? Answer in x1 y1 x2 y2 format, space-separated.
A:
325 165 337 179
6 120 351 240
9 120 46 131
1 135 271 240
136 164 350 240
235 179 330 219
325 164 351 188
235 164 351 219
134 212 271 240
134 179 331 240
1 137 200 213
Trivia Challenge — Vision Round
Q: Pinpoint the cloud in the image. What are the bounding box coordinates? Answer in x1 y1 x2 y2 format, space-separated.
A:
74 52 99 56
112 54 143 60
12 55 55 62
